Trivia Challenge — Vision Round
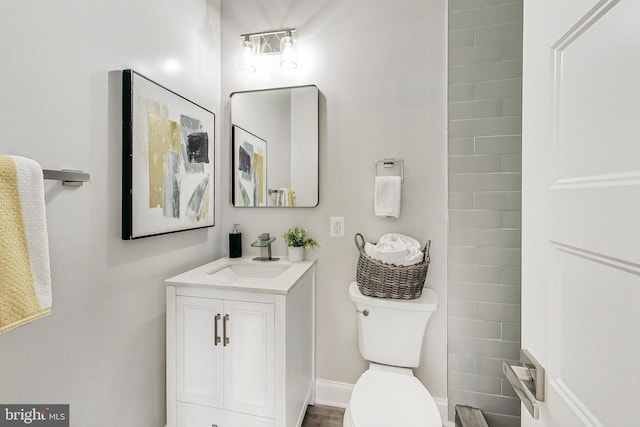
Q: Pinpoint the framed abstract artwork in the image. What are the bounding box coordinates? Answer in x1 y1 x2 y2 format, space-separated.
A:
232 125 267 207
122 69 215 239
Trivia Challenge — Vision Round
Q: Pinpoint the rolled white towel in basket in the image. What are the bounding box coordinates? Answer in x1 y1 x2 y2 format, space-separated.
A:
364 233 424 266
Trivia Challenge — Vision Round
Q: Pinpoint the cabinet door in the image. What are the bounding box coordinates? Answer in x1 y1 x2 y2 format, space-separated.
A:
223 300 275 418
177 296 224 408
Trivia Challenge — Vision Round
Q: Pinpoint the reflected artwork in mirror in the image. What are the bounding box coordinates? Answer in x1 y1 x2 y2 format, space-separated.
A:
230 85 319 207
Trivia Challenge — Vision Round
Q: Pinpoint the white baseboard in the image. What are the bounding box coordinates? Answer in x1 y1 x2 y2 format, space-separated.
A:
315 378 452 426
314 378 353 408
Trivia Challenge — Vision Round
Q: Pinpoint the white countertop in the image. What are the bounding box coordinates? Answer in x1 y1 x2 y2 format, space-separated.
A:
164 256 316 295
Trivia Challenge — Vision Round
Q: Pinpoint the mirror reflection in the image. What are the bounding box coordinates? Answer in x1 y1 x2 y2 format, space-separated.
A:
231 85 319 207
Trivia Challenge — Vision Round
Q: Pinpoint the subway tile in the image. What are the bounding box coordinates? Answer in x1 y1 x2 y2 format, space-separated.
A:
483 412 521 427
475 356 518 377
475 78 522 100
449 228 521 247
449 173 521 192
449 155 502 174
501 154 522 172
449 138 475 155
449 209 503 229
475 21 523 44
501 266 521 285
449 371 502 394
449 283 521 304
501 210 521 228
448 246 476 264
449 99 503 119
500 40 523 61
449 336 520 361
449 353 475 374
501 322 521 342
501 97 522 116
449 28 475 48
449 318 502 339
449 44 502 67
475 135 522 154
474 191 521 210
448 264 502 284
449 300 476 319
449 0 520 13
449 117 522 138
474 247 521 266
449 192 475 209
449 60 522 85
449 3 523 30
449 83 476 102
475 302 521 322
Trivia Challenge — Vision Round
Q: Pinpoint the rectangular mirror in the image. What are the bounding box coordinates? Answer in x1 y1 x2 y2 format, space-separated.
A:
231 85 319 207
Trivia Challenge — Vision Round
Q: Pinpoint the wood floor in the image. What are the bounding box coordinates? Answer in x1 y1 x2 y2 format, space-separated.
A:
302 405 345 427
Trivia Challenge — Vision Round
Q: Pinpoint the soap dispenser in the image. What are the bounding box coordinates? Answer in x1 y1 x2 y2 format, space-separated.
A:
229 224 242 258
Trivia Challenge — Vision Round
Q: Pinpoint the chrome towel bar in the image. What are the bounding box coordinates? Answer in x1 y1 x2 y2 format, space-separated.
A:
43 169 91 187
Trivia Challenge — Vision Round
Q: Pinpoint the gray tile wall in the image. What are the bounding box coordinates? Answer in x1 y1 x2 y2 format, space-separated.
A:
447 1 522 426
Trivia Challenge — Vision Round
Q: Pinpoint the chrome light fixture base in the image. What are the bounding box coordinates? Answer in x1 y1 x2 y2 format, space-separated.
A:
239 28 297 72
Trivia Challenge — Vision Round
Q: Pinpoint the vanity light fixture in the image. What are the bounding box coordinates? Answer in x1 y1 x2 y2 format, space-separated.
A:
239 28 297 72
279 30 297 69
238 35 257 73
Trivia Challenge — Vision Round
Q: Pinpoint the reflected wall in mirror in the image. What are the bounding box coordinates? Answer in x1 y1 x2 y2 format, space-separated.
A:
231 85 319 207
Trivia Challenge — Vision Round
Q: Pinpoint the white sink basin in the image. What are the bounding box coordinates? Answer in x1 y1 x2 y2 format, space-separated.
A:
208 263 290 281
165 257 316 294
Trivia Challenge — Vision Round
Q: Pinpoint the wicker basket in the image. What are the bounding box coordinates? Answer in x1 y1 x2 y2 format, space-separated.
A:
354 233 431 299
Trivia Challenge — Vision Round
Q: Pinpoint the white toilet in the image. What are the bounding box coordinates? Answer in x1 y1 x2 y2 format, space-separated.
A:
344 282 442 427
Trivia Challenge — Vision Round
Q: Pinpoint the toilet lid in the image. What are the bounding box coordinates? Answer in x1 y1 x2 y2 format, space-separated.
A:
349 370 442 427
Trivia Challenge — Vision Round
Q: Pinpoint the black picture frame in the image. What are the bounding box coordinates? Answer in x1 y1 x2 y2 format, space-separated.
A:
122 69 215 239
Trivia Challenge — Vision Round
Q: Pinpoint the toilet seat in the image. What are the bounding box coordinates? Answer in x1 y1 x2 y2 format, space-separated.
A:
348 369 442 427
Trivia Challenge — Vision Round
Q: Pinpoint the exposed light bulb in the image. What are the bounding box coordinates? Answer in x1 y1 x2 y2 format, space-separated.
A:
280 32 297 70
239 36 257 73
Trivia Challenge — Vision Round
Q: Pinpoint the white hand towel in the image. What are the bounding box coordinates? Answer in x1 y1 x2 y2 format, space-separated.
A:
0 155 52 334
365 233 424 266
374 176 401 218
379 233 424 266
364 241 409 265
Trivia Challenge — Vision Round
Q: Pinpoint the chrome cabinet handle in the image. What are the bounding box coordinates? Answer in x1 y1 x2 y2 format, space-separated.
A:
223 314 230 346
356 309 369 316
214 314 221 346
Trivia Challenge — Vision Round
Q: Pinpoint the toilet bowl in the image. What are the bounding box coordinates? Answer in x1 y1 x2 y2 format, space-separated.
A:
345 282 441 427
344 364 442 427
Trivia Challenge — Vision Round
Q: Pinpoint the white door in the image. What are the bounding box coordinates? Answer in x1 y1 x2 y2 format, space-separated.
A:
223 300 275 418
522 0 640 426
177 296 225 408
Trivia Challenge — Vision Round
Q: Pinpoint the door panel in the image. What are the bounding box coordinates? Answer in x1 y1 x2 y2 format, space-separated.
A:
522 0 640 426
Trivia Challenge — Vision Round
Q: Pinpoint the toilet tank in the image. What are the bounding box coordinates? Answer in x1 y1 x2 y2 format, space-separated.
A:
348 282 438 368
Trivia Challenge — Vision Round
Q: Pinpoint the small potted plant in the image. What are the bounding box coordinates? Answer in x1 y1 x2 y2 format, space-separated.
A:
281 226 319 262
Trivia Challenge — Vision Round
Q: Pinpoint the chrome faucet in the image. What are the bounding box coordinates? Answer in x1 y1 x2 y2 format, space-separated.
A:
251 233 279 261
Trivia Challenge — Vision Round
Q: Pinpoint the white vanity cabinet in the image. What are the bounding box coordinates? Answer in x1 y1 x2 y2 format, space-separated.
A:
166 258 316 427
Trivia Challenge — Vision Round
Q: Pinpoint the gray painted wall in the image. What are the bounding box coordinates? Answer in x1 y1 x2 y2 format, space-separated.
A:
220 0 449 407
447 1 523 426
0 1 222 425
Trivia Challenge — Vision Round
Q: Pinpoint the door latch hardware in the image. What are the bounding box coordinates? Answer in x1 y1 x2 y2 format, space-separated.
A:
503 349 545 419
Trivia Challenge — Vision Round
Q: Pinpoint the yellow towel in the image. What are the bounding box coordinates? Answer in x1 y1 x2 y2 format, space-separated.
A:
287 188 294 207
0 156 51 334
